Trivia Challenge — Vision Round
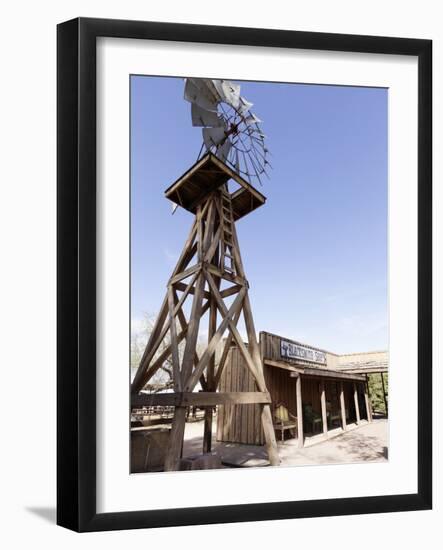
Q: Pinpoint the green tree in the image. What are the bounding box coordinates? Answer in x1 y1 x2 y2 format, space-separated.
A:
368 372 388 415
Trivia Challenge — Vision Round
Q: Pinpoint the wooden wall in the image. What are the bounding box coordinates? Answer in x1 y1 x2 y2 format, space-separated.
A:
264 363 297 418
216 347 265 445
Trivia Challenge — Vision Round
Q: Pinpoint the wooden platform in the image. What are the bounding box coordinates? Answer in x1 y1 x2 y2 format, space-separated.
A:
164 153 266 221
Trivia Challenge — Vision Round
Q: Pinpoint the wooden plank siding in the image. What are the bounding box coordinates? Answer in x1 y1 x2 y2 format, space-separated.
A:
216 346 264 445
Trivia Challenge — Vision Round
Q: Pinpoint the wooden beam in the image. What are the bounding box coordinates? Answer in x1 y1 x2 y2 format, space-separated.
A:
353 382 361 424
320 380 328 435
203 226 221 264
174 280 210 300
181 278 207 385
241 292 266 389
339 381 347 431
264 358 303 374
220 284 243 299
164 407 187 472
364 377 372 422
202 197 216 253
204 239 218 453
168 263 201 286
197 201 203 259
289 368 365 382
172 289 206 393
171 219 197 277
206 263 245 286
167 286 182 392
339 367 388 374
261 403 280 465
200 298 211 318
173 241 198 281
132 391 271 408
296 375 304 448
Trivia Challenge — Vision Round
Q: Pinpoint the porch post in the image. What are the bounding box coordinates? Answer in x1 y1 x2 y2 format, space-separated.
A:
353 382 361 424
381 372 388 416
339 381 347 431
320 380 328 436
364 377 372 422
296 374 304 448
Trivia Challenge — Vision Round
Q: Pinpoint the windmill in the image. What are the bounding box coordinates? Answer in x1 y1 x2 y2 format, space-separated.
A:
131 78 279 471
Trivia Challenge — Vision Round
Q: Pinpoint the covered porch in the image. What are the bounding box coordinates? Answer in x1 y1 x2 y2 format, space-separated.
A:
264 359 372 448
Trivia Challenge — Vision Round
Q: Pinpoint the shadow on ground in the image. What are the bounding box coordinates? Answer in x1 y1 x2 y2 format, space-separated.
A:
182 418 388 468
335 433 386 461
26 507 56 524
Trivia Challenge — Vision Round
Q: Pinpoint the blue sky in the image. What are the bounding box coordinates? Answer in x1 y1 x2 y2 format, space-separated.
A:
131 76 388 354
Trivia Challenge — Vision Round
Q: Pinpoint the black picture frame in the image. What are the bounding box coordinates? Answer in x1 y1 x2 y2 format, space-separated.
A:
57 17 432 532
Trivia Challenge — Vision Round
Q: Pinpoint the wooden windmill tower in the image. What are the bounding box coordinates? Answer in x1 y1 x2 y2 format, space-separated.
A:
131 79 279 471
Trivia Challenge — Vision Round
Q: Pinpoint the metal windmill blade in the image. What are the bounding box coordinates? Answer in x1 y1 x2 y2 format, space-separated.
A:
191 103 223 127
184 78 220 110
184 77 271 186
202 125 228 149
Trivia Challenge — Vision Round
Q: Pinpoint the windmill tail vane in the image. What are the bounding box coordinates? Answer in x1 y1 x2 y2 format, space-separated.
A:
184 77 271 186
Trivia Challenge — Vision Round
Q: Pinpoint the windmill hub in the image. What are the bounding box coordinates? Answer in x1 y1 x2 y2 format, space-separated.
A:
227 122 239 136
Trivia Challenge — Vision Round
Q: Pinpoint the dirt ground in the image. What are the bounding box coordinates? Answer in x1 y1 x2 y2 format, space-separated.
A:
183 417 388 467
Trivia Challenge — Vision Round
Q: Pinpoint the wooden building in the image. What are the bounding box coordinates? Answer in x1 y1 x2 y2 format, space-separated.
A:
216 331 388 447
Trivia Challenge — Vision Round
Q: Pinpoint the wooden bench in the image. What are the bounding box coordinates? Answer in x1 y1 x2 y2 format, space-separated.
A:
273 403 297 442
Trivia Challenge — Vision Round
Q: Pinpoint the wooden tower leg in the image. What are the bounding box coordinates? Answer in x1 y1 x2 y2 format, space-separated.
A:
164 406 188 471
261 404 280 465
203 290 218 453
164 207 208 471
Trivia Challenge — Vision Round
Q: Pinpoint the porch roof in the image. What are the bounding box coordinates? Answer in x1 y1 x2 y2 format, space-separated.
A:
335 359 388 375
264 358 366 382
